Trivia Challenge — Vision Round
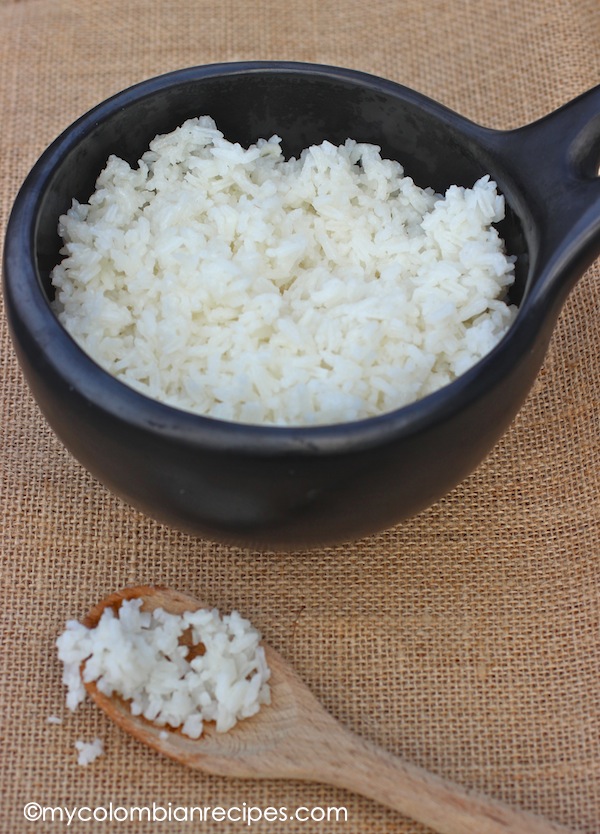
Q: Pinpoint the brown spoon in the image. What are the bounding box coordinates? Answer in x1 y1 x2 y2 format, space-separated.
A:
83 586 579 834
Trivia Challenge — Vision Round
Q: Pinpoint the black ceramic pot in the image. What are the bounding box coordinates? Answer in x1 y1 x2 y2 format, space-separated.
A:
4 63 600 550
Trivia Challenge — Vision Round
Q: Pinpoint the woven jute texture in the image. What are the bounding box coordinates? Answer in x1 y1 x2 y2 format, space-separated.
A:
1 1 599 832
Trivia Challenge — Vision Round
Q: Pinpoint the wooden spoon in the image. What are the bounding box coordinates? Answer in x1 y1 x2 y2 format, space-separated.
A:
83 586 580 834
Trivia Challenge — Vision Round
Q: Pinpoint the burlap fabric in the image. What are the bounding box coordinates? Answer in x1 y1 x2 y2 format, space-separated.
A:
1 1 599 832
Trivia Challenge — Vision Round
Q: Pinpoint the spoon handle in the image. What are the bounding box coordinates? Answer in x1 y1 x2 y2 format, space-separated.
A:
316 723 579 834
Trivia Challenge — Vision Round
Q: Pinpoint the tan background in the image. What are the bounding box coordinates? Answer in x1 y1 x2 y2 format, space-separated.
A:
1 0 599 832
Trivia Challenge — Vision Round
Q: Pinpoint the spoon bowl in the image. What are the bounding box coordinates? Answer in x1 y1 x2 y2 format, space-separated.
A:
84 586 324 778
82 586 580 834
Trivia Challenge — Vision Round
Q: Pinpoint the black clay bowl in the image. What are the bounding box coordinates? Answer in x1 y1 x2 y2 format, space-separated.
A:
4 63 600 550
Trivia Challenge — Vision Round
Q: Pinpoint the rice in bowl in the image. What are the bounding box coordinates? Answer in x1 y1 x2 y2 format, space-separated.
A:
51 117 516 426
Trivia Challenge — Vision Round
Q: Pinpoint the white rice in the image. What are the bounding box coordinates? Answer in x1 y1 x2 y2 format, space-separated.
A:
75 737 104 766
51 117 516 426
56 599 271 738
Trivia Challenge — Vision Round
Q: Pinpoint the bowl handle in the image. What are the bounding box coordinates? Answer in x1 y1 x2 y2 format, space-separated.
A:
491 85 600 308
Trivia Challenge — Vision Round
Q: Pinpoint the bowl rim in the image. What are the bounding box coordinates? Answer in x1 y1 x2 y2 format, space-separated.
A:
3 60 534 455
